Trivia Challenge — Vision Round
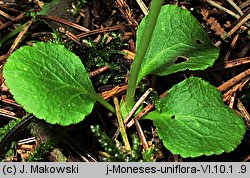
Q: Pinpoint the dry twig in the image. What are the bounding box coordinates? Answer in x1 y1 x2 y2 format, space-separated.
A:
58 27 82 46
217 68 250 92
200 8 226 37
115 0 138 28
76 25 126 39
0 11 28 30
206 0 241 19
136 0 148 15
229 93 236 108
237 99 250 126
113 88 153 140
210 56 250 71
127 104 154 128
226 0 243 16
0 9 15 21
113 97 131 151
89 66 109 77
215 12 250 47
134 118 149 149
123 88 153 124
37 15 90 32
100 85 127 100
6 19 33 58
224 33 239 62
127 90 168 128
223 77 250 102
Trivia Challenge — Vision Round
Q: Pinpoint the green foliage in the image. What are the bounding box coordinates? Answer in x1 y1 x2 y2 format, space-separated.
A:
90 125 157 162
91 125 129 162
71 0 89 16
3 42 97 126
136 5 219 83
80 33 127 85
27 142 52 161
1 142 15 162
0 119 21 141
146 77 246 158
28 122 61 161
142 147 156 162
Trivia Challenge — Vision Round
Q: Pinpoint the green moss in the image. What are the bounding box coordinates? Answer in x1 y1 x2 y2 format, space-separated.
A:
90 125 159 162
77 33 128 85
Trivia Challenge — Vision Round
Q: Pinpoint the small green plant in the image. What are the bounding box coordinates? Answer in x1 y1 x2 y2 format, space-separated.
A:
91 125 159 162
3 1 246 158
0 119 21 141
26 142 52 162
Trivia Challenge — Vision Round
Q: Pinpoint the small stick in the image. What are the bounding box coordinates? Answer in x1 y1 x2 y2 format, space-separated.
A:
30 32 52 38
0 114 34 154
76 25 126 39
113 88 153 140
215 12 250 47
237 99 250 126
217 68 250 92
134 118 148 149
127 104 154 128
127 90 168 128
113 97 131 151
239 1 250 9
58 27 82 46
115 0 138 27
1 98 22 108
123 88 153 124
227 12 250 37
242 154 250 162
206 0 241 19
37 15 90 32
0 5 22 14
209 56 250 71
226 0 243 16
89 66 109 77
0 108 16 117
0 11 27 30
223 77 250 102
229 93 236 108
6 19 33 58
122 49 135 61
17 137 36 146
136 0 149 15
0 55 6 61
0 113 19 120
100 85 127 100
0 9 15 21
224 33 239 62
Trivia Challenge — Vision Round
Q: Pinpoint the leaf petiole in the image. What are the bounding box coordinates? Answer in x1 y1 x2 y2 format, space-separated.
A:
92 94 115 114
125 0 164 110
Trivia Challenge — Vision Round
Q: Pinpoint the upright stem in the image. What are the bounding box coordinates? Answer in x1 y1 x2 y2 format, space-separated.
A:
113 97 131 152
125 0 164 110
93 94 115 113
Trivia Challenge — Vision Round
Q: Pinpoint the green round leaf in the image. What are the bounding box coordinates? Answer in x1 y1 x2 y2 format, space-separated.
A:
3 42 96 126
146 77 246 158
137 5 219 82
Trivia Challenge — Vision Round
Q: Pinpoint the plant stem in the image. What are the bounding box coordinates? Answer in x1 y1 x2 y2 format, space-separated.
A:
113 97 131 152
125 0 164 110
94 94 115 114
